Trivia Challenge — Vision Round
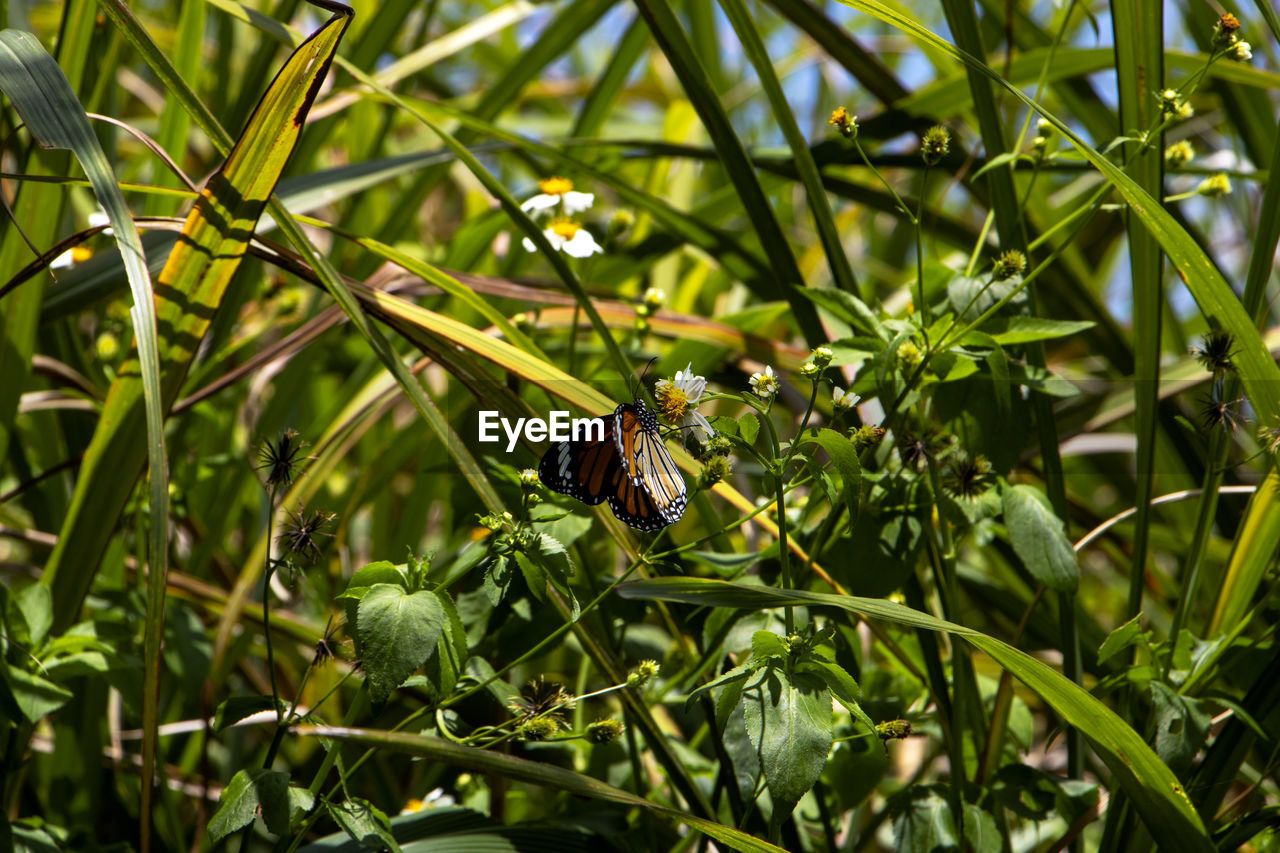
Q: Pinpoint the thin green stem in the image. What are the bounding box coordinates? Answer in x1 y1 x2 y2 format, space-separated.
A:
755 400 795 635
916 167 932 348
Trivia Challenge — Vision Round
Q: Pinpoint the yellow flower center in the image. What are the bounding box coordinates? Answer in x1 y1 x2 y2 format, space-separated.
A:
657 385 690 421
538 176 574 195
550 218 581 239
72 246 93 262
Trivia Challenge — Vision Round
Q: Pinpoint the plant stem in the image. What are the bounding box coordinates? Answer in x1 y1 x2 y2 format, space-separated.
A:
916 167 932 348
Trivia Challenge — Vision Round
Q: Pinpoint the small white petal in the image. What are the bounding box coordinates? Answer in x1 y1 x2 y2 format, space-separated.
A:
520 194 558 213
51 249 75 269
522 236 538 252
687 411 714 443
89 211 114 237
561 229 602 258
562 191 594 214
545 227 568 251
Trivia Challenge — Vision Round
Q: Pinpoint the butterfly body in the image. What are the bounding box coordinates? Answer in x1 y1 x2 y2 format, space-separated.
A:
539 400 687 531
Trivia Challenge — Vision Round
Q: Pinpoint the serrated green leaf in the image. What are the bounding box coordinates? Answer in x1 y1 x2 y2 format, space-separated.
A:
340 562 408 599
327 797 401 852
1150 681 1212 775
751 630 787 659
741 667 832 815
356 584 445 705
1003 485 1079 593
208 769 290 844
802 428 861 523
738 413 759 447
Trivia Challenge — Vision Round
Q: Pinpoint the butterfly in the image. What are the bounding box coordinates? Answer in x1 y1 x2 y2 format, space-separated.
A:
538 399 688 531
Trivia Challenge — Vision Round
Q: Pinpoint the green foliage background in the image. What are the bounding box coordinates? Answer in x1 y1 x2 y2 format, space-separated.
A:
0 0 1278 850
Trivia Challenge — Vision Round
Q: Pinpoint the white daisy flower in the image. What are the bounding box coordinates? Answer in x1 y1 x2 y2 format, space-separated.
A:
520 176 594 216
51 248 76 269
832 387 859 410
655 363 713 444
521 218 603 258
749 365 779 400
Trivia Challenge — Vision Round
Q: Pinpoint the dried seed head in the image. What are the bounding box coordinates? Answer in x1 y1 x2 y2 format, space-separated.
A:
1213 13 1241 49
1190 330 1235 377
1199 388 1245 435
943 452 994 500
278 507 336 564
259 430 308 490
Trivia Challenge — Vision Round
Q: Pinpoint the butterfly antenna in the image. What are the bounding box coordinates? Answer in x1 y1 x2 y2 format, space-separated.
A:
636 356 659 398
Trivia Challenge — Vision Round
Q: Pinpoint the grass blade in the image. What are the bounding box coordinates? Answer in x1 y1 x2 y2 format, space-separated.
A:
0 26 171 851
632 0 824 344
296 726 787 853
717 0 862 299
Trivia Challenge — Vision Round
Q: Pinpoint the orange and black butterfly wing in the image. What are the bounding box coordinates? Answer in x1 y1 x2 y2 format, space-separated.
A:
606 461 669 531
538 414 619 506
614 401 688 526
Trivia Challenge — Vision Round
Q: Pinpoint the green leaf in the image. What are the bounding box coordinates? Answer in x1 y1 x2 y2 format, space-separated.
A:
742 667 832 816
326 797 402 852
207 769 290 844
13 584 51 649
339 561 408 600
529 533 578 619
738 413 760 447
287 787 315 833
1097 614 1146 666
948 273 1022 323
355 584 445 705
751 631 788 659
1149 681 1212 775
1 665 72 722
963 803 1002 853
617 578 1214 852
991 317 1096 345
892 785 960 852
802 428 861 523
799 658 878 741
795 287 883 339
1003 485 1079 593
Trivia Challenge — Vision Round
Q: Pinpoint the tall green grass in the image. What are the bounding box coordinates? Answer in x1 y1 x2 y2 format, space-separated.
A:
0 0 1277 850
